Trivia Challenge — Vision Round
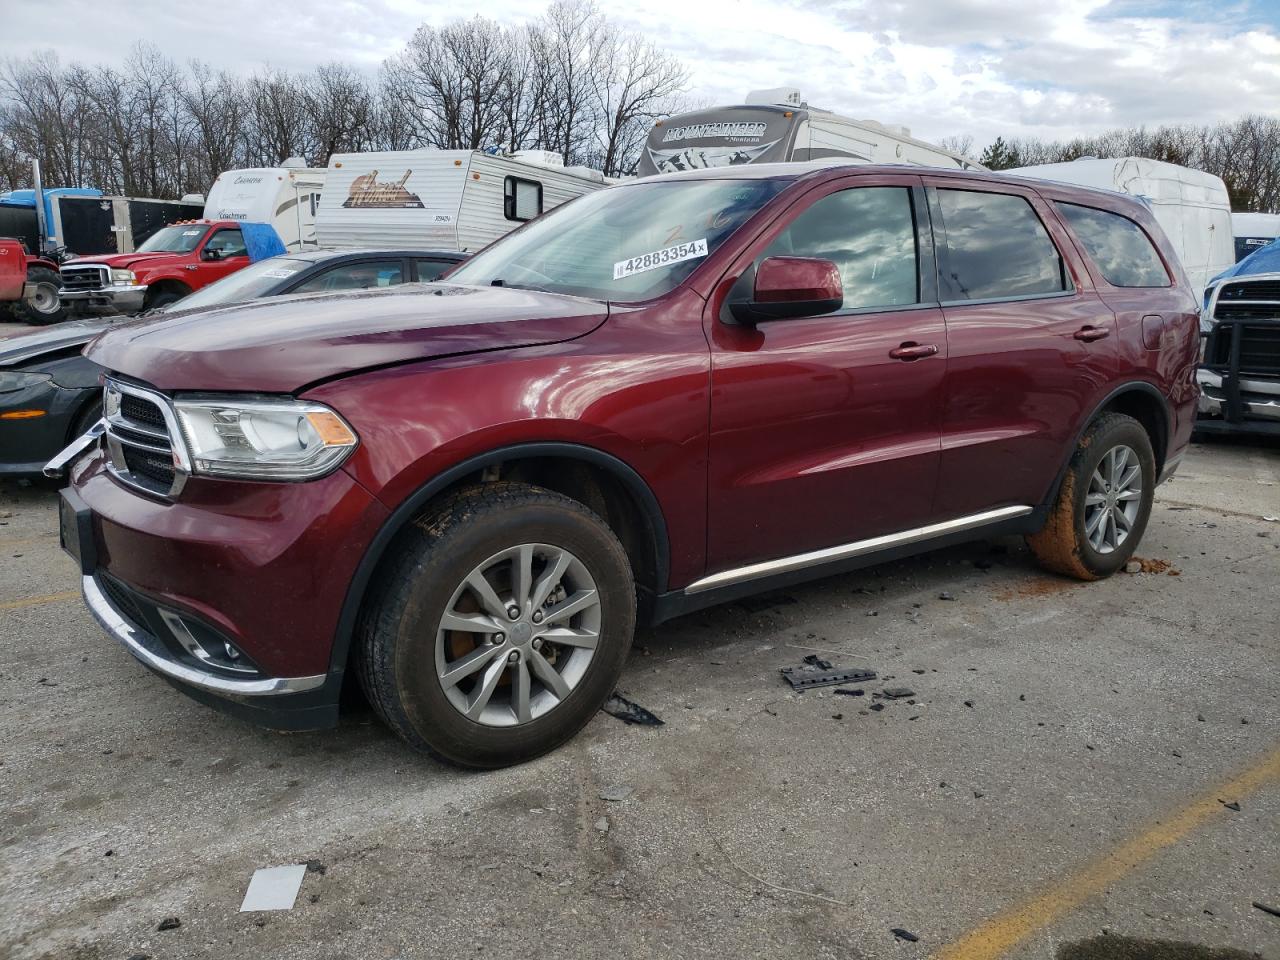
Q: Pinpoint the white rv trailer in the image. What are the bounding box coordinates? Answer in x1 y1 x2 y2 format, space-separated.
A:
314 150 609 253
1232 211 1280 262
203 161 327 251
636 87 982 177
1007 157 1233 294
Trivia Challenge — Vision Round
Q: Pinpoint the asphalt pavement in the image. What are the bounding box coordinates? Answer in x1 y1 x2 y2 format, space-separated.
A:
1 437 1277 960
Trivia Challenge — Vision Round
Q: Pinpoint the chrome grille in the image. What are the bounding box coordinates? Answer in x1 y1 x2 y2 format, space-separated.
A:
103 379 187 497
60 264 109 292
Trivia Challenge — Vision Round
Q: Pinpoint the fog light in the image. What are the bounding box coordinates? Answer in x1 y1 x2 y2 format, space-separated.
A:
158 609 257 674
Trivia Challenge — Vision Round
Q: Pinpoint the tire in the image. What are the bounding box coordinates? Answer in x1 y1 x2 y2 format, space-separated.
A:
357 482 637 768
12 266 67 325
1027 412 1155 580
144 289 184 311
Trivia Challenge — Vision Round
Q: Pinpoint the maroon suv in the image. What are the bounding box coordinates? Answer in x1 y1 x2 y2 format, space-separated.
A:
55 164 1200 767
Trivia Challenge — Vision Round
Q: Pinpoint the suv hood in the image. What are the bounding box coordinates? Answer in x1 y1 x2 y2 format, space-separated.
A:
0 318 114 367
86 283 609 392
66 252 189 270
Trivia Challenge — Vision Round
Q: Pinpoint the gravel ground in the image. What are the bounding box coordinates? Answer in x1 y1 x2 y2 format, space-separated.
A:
1 436 1277 960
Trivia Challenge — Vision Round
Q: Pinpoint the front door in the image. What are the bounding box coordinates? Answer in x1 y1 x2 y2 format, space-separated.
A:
705 176 947 574
198 227 251 284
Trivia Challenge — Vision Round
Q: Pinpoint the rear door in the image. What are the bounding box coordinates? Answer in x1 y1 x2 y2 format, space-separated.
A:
924 178 1119 517
705 174 948 572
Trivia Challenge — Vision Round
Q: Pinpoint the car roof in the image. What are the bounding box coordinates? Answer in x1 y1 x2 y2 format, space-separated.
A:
277 248 468 264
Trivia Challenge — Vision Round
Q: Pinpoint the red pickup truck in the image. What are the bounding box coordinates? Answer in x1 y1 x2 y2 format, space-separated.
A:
58 219 251 314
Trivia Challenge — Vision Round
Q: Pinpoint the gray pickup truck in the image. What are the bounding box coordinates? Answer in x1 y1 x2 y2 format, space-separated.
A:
1198 272 1280 436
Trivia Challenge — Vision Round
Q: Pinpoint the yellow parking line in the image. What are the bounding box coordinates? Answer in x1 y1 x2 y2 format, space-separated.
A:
0 590 80 612
931 744 1280 960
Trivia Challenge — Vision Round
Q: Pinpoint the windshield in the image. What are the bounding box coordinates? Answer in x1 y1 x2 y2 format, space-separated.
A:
164 257 310 311
137 224 209 254
448 178 788 302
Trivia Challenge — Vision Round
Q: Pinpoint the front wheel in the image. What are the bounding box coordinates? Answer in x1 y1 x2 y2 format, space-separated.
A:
12 266 67 325
357 483 636 768
1027 412 1155 580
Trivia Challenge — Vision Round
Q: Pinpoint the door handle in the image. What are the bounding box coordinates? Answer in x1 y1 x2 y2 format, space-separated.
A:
1073 325 1110 342
889 342 939 361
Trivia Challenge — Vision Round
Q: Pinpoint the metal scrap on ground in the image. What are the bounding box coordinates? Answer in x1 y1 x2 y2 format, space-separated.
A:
781 654 877 691
602 692 664 726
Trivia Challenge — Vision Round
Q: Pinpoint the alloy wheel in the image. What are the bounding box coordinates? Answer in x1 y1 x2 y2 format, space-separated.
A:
434 543 601 727
1083 443 1143 554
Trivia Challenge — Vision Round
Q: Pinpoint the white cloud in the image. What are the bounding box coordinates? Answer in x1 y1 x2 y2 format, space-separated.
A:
2 0 1278 148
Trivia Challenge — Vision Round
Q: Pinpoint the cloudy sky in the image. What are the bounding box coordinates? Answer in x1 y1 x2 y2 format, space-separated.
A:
4 0 1279 146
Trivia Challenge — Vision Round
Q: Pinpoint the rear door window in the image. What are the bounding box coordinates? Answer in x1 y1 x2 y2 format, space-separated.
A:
935 189 1068 301
1057 203 1171 287
291 260 405 293
762 186 919 311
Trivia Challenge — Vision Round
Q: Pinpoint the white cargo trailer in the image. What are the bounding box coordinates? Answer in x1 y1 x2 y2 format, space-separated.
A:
314 150 609 252
1007 157 1233 294
203 161 327 251
636 87 981 177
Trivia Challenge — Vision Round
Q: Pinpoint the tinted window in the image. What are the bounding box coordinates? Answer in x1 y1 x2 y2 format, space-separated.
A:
763 187 918 310
291 260 404 294
205 228 247 258
1057 203 1171 287
937 190 1067 300
504 176 543 222
416 258 457 281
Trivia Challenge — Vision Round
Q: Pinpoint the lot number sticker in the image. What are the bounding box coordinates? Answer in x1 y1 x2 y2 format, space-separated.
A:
614 238 708 280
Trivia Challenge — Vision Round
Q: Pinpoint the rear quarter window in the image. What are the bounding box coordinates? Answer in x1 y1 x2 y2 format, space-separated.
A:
1057 203 1171 288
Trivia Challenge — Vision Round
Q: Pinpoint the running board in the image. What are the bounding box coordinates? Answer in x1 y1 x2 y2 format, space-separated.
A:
684 505 1034 595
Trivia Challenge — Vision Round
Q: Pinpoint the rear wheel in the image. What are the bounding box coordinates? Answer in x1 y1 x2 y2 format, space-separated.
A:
1027 413 1155 580
357 483 636 768
12 266 67 325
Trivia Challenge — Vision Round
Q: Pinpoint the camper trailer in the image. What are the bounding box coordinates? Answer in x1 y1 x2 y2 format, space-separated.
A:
1007 157 1234 294
315 149 609 252
203 162 326 251
636 88 981 177
1232 211 1280 262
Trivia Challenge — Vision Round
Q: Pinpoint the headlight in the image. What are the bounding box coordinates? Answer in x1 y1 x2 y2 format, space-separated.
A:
110 269 137 285
0 371 52 394
173 397 357 480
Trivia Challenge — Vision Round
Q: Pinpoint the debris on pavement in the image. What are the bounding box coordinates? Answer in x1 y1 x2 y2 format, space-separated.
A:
602 693 664 726
599 785 633 802
1219 799 1241 812
1253 901 1280 918
891 928 919 942
156 917 181 931
938 591 955 601
780 657 877 691
239 864 308 912
869 703 885 712
1125 560 1142 574
595 817 610 833
881 687 915 699
835 688 865 697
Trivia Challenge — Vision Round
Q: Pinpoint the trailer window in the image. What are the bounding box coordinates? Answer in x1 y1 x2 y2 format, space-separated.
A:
1057 203 1171 287
505 177 543 222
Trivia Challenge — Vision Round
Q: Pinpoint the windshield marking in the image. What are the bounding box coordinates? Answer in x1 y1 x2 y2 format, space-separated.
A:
613 238 708 280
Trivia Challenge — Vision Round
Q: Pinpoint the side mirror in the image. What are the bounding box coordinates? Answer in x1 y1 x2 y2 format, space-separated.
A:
729 256 843 325
202 247 222 261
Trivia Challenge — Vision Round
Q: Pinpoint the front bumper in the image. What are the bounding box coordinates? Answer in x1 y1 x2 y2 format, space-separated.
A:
0 378 90 477
65 449 391 729
59 283 148 314
1197 369 1280 436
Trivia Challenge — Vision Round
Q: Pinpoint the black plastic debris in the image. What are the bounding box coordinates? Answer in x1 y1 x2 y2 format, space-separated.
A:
882 687 915 699
602 693 664 726
891 928 919 943
1220 799 1241 812
781 663 877 691
156 917 181 932
803 654 832 669
1253 901 1280 918
835 688 865 697
869 703 885 712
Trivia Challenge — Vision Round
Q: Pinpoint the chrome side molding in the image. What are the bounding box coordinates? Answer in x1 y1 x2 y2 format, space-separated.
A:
43 418 106 479
684 505 1035 595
